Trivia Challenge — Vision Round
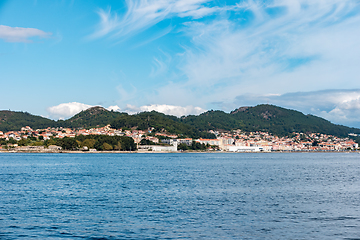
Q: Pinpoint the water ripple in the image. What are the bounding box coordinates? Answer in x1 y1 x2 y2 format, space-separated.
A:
0 152 359 239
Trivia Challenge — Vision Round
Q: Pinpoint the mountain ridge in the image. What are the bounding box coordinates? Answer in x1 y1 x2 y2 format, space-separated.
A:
1 105 359 139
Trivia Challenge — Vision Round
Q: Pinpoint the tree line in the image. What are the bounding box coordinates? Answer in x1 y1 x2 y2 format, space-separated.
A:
1 135 137 151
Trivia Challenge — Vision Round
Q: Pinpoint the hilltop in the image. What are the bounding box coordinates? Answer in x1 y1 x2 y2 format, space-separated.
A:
62 106 125 129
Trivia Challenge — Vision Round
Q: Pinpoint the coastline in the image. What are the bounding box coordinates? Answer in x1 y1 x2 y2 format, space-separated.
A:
1 150 358 154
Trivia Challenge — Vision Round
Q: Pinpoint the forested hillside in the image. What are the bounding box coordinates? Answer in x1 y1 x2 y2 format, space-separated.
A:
1 105 360 139
180 105 360 137
110 111 216 139
0 111 58 132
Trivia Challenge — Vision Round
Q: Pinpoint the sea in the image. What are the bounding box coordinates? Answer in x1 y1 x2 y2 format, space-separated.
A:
0 152 359 239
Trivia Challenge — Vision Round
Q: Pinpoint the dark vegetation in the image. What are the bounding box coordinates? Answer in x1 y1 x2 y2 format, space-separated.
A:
180 110 240 132
74 135 136 151
0 107 124 132
0 111 58 132
177 142 210 151
139 139 157 145
110 111 216 139
2 135 136 151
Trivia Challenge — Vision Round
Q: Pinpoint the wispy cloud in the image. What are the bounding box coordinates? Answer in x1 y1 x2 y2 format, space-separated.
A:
150 0 360 113
90 0 221 39
150 50 172 77
178 0 360 88
0 25 52 42
89 0 360 127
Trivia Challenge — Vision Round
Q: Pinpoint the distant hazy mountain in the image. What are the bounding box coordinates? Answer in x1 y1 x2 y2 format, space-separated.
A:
1 105 360 139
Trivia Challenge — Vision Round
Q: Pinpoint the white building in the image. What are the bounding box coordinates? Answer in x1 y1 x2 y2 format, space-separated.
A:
224 145 264 152
161 138 193 146
196 139 220 146
138 145 177 152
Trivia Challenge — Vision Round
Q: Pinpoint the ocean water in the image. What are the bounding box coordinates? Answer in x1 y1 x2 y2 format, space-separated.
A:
0 152 359 239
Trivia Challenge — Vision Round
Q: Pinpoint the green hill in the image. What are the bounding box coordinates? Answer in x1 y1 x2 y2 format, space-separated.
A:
180 104 360 137
0 110 58 132
110 111 216 139
230 104 360 137
180 110 241 132
62 106 124 129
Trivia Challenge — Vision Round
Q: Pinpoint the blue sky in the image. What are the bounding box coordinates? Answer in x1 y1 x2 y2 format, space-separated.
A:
1 0 360 128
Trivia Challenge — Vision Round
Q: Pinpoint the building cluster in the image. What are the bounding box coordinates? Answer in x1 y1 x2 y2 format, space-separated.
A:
0 125 358 152
203 130 359 152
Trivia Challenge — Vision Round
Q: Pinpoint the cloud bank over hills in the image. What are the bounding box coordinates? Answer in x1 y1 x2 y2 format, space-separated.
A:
47 102 206 120
46 88 360 129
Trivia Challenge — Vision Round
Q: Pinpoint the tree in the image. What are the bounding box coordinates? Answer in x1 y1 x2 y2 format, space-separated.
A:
8 138 17 144
57 137 78 150
114 141 122 150
120 136 137 151
18 138 29 146
31 141 44 146
103 142 113 150
139 139 156 145
44 139 57 147
82 139 96 149
178 143 188 151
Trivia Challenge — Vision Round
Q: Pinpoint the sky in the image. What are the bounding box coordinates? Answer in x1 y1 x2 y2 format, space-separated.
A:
1 0 360 128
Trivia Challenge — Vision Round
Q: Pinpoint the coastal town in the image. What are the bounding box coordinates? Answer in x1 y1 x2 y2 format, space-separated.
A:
0 125 358 152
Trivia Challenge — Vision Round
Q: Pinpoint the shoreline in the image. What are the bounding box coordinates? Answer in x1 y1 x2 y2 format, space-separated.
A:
0 150 358 154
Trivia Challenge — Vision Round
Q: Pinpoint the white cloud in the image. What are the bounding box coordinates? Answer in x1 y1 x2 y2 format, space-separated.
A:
47 102 93 120
90 0 360 111
323 95 360 126
0 25 52 42
107 105 121 111
150 52 172 78
185 0 359 85
148 0 360 109
90 0 221 39
47 102 205 119
86 0 360 126
122 104 205 117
